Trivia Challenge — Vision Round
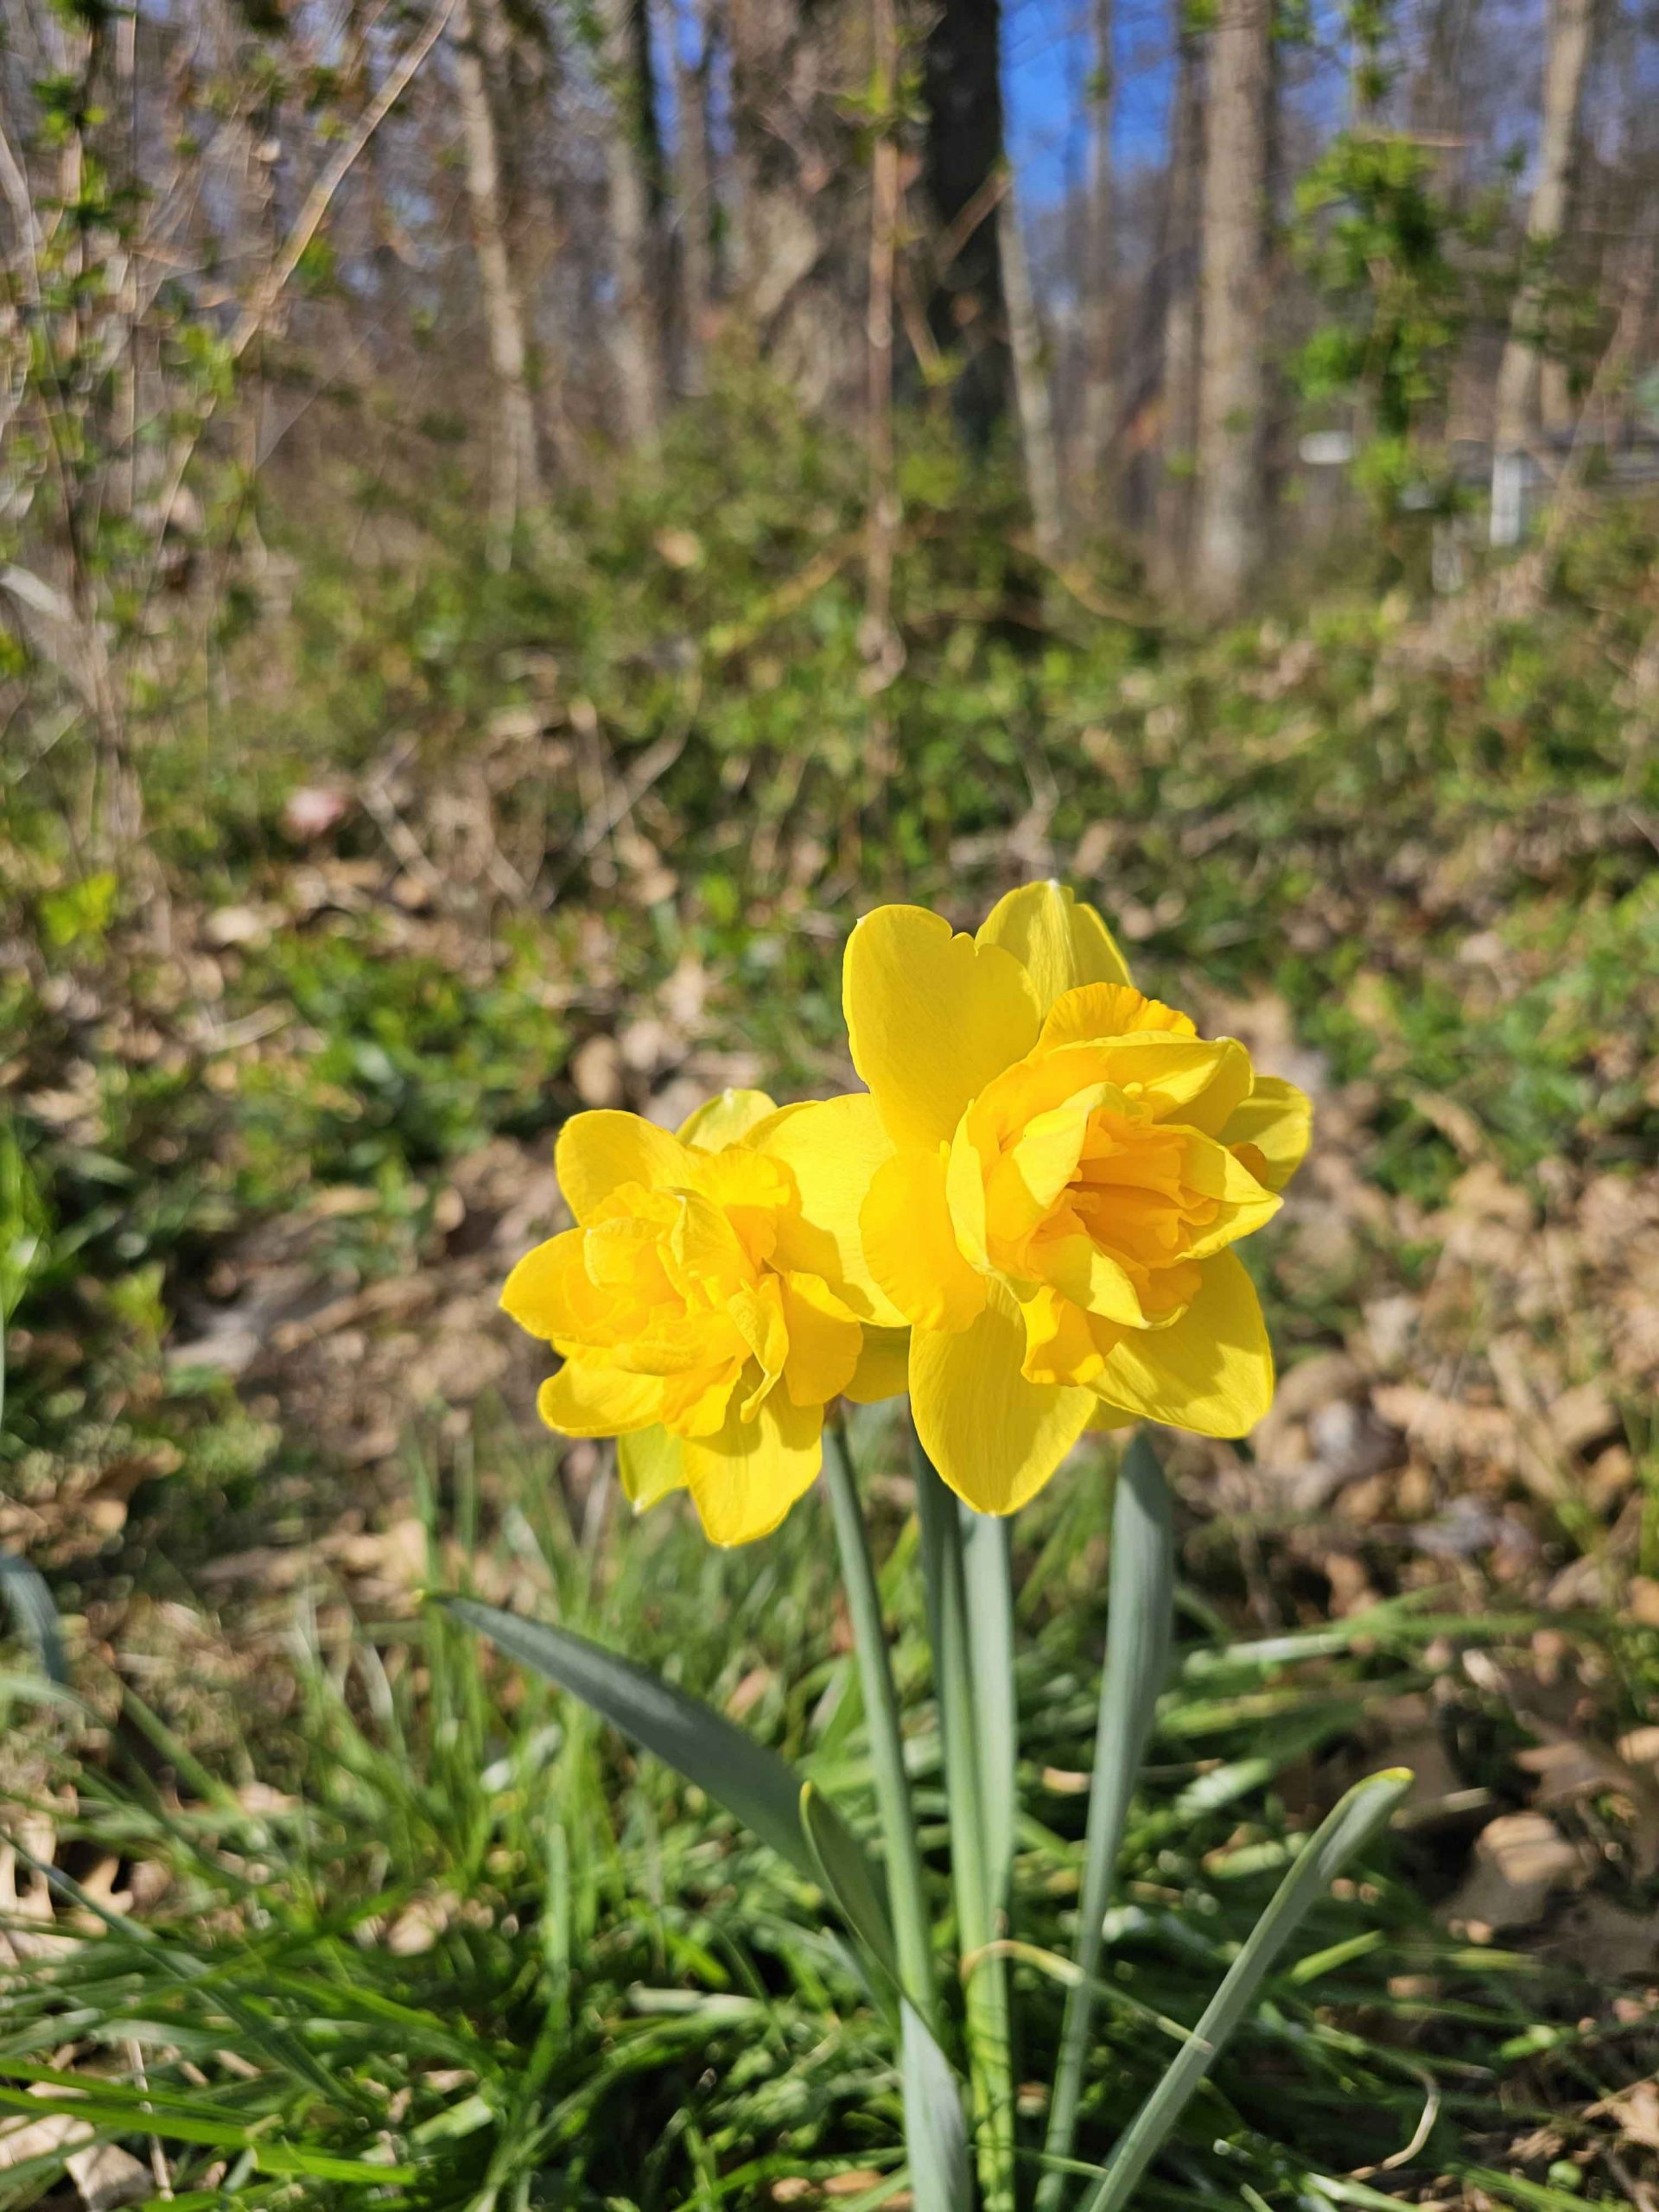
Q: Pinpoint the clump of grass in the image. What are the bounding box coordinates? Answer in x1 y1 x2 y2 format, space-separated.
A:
3 1418 1637 2210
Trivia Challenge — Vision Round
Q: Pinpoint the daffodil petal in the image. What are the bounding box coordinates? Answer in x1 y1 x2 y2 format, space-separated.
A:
1166 1127 1280 1258
1086 1400 1138 1431
753 1093 906 1325
778 1273 863 1406
1039 982 1196 1052
500 1230 588 1340
619 1424 687 1509
845 1326 910 1403
844 904 1039 1149
1084 1035 1254 1134
910 1281 1094 1515
682 1390 823 1546
556 1111 696 1224
538 1362 664 1436
1015 1282 1109 1388
862 1147 988 1332
1220 1077 1313 1192
677 1088 779 1150
1091 1249 1273 1437
976 881 1132 1012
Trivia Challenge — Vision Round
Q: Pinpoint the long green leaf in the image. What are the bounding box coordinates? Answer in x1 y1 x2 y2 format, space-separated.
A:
803 1783 967 2212
960 1503 1015 1907
799 1782 899 1988
915 1440 1015 2212
1036 1429 1173 2212
822 1416 937 2028
1076 1768 1414 2212
0 1552 66 1685
442 1594 895 1981
900 1999 972 2212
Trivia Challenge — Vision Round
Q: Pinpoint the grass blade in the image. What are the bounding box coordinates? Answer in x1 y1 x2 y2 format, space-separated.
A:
1037 1429 1173 2212
1076 1768 1414 2212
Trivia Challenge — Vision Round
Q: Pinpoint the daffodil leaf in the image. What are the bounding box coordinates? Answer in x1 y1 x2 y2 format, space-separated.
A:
1038 1428 1174 2212
798 1781 901 1988
0 1549 66 1686
442 1597 891 1952
900 1997 973 2212
801 1783 968 2212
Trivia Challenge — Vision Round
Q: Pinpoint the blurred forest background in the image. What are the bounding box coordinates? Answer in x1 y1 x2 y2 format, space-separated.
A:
5 0 1659 2202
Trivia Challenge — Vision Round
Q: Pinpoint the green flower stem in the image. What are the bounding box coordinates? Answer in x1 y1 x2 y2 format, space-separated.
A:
822 1412 938 2031
915 1431 1017 2212
1034 1431 1174 2212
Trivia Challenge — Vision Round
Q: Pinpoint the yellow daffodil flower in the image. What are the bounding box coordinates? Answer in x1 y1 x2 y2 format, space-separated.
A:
832 881 1311 1515
501 1087 905 1546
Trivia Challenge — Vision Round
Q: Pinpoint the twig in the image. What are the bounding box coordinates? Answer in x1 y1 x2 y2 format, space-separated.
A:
226 0 457 365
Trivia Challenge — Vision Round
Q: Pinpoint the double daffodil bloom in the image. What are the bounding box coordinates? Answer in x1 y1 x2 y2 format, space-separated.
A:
830 881 1311 1515
501 1088 904 1546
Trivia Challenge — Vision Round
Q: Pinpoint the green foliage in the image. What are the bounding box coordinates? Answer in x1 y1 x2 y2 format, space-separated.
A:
1290 131 1494 517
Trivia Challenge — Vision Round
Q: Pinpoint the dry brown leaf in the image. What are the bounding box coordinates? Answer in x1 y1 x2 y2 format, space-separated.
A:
1549 1897 1659 1982
570 1033 624 1107
1440 1810 1588 1939
65 2142 150 2211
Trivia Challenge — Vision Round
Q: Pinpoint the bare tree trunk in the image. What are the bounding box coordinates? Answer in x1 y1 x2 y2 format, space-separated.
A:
998 175 1065 561
1193 0 1270 614
669 0 718 390
923 0 1008 443
1078 0 1116 495
454 0 543 563
862 0 901 670
598 0 664 442
728 0 867 410
1491 0 1595 537
1156 23 1204 580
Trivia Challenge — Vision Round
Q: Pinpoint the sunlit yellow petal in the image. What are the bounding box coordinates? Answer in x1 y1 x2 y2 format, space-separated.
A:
1220 1076 1313 1193
1086 1401 1138 1431
500 1229 588 1341
910 1281 1094 1515
1084 1035 1254 1134
677 1088 779 1150
753 1093 906 1326
556 1111 696 1224
1013 1093 1104 1210
1091 1249 1273 1437
778 1273 863 1406
729 1278 790 1403
1015 1282 1109 1389
1031 1235 1148 1328
619 1424 687 1509
537 1361 664 1436
976 881 1132 1013
1038 982 1196 1052
1167 1128 1281 1257
682 1390 823 1546
844 1326 910 1403
663 1188 756 1304
862 1147 988 1332
844 904 1039 1149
